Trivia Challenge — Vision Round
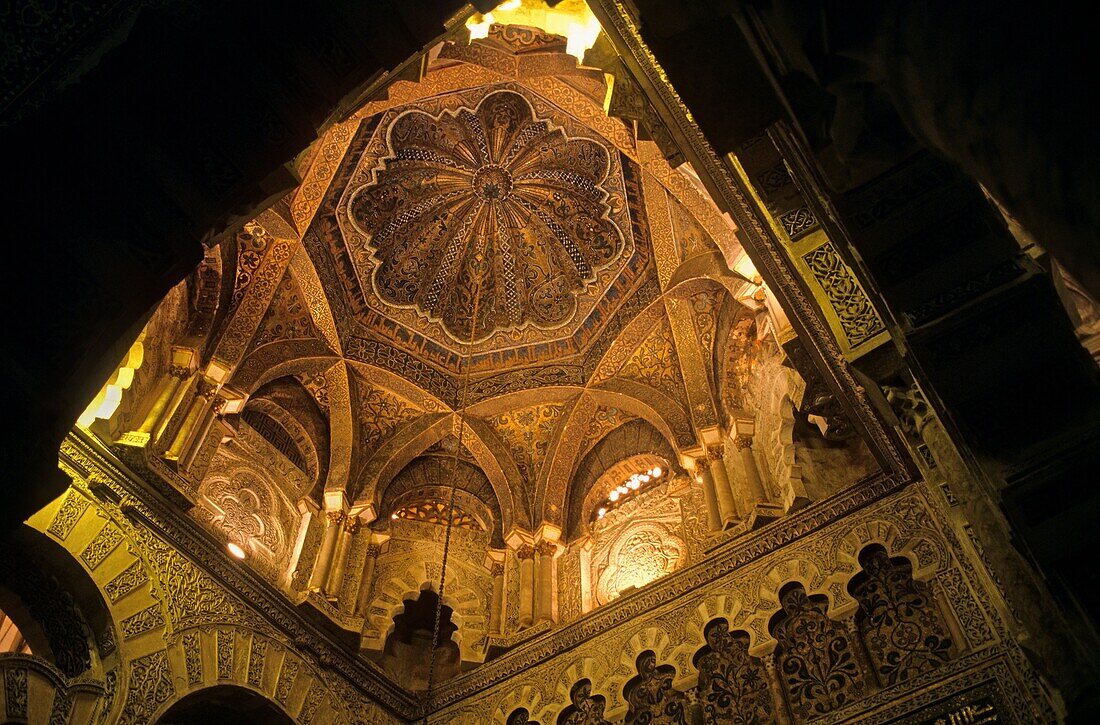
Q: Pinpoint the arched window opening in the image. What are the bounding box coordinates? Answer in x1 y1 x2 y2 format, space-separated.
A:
390 499 483 531
591 460 665 522
379 588 460 690
0 526 113 678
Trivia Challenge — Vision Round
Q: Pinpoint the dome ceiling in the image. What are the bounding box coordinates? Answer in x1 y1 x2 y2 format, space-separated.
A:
347 88 630 344
212 23 756 531
311 78 652 381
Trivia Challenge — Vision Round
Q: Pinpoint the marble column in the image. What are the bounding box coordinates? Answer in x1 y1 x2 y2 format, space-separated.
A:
488 562 505 634
516 544 536 628
696 460 723 531
354 542 381 618
734 434 767 505
535 540 556 623
153 360 195 445
180 392 225 473
309 511 344 591
325 516 358 599
123 363 189 447
708 445 741 526
163 375 212 461
699 454 737 528
845 616 880 691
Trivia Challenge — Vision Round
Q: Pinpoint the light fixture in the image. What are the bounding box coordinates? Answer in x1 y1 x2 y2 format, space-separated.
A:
226 542 246 559
653 467 662 477
608 490 620 502
597 507 606 518
391 512 399 520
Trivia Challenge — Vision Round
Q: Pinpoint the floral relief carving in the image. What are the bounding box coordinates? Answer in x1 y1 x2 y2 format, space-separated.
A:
770 585 865 719
616 316 685 393
349 88 628 342
623 650 687 724
105 559 148 603
850 547 953 685
596 524 684 605
694 619 773 724
489 402 567 493
119 650 174 725
557 679 611 725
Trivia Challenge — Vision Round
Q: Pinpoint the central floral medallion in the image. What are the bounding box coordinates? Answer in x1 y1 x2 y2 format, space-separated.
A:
349 89 627 342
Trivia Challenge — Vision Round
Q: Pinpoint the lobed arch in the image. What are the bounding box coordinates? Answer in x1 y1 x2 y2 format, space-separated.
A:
0 525 116 680
834 518 950 586
364 572 488 665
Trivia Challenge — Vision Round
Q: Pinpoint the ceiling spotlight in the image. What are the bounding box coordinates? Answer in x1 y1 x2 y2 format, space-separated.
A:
609 490 620 502
391 512 399 520
640 474 650 483
226 542 247 559
597 507 606 518
652 467 662 477
628 480 640 490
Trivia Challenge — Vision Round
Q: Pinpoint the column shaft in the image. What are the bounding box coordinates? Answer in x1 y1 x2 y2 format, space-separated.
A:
697 463 723 531
135 369 185 438
535 542 555 623
489 564 505 634
764 657 793 724
309 512 343 591
325 519 356 598
517 545 535 628
700 454 737 527
709 449 741 524
735 435 767 504
354 544 380 618
154 368 194 445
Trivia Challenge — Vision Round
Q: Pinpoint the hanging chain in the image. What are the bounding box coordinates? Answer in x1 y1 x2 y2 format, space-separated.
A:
422 239 485 719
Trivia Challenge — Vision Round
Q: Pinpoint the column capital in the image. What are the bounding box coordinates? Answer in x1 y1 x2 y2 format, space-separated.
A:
734 434 754 450
706 444 726 460
490 562 505 577
535 540 557 557
366 543 381 558
325 510 346 526
169 363 192 379
344 517 361 535
515 543 536 561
